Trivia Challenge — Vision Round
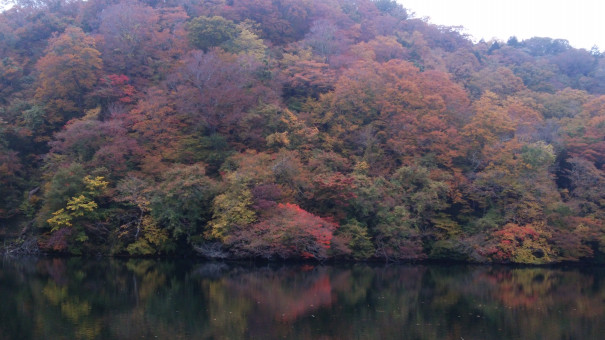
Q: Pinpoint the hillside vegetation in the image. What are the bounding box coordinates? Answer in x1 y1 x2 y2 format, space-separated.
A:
1 0 604 263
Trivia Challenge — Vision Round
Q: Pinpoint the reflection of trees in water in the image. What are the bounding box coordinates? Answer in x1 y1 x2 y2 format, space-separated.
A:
226 265 334 321
2 259 605 339
421 266 605 340
474 267 605 339
475 268 561 308
456 266 605 317
191 261 229 278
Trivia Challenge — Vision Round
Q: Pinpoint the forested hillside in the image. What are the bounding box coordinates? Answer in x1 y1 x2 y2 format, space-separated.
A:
1 0 604 263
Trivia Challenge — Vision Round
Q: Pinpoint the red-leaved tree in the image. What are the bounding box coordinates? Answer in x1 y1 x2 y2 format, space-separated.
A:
228 203 336 260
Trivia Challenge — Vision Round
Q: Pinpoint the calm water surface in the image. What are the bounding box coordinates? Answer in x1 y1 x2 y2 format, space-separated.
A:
1 257 604 339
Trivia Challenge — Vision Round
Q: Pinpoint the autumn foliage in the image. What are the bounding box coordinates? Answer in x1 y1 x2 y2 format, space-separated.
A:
0 0 604 263
228 203 336 260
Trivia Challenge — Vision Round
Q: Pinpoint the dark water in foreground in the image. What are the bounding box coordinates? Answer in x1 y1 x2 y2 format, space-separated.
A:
1 258 604 340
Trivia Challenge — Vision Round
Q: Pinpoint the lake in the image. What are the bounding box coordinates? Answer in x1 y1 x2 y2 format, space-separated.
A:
1 258 604 339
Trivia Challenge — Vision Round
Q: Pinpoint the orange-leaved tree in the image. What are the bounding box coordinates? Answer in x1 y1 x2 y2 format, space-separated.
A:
35 26 102 132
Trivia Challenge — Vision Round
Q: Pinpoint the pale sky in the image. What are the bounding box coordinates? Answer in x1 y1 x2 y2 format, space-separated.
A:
400 0 605 51
1 0 603 50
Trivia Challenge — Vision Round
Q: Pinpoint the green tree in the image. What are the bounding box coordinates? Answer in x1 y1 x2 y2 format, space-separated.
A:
334 219 375 260
0 124 23 219
187 16 238 52
222 22 267 59
150 164 219 243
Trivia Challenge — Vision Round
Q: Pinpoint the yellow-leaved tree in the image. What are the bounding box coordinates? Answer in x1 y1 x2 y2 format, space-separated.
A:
47 175 108 245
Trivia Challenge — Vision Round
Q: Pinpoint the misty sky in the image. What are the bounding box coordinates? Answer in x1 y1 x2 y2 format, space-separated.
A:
1 0 603 51
401 0 605 50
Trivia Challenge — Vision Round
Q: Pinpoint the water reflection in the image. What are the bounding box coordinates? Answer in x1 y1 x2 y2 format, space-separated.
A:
1 258 605 339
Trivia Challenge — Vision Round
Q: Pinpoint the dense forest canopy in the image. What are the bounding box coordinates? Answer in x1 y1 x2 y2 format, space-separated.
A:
0 0 603 263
